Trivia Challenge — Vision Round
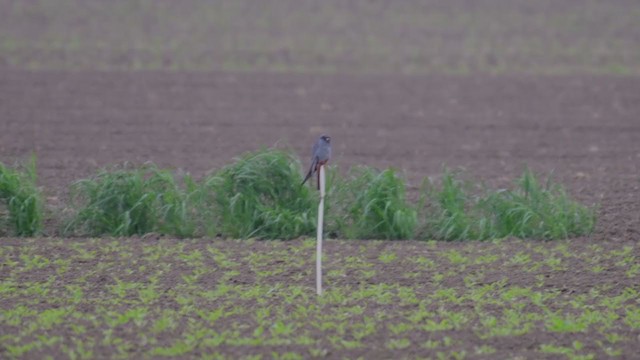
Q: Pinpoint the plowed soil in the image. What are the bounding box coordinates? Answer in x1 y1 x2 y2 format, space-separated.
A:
1 71 639 240
1 70 640 359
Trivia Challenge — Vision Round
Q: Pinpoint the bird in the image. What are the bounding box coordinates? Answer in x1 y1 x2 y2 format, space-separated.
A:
301 135 332 190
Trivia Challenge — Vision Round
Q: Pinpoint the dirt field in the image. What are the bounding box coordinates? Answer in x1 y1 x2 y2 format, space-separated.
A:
1 70 639 358
1 0 639 74
1 71 639 241
1 0 640 358
0 236 637 359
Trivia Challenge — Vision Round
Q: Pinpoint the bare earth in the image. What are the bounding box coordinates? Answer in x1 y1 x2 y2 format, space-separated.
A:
1 70 640 359
1 71 639 240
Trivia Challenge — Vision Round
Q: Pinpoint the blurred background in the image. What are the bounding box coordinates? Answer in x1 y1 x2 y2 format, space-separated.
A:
1 0 638 74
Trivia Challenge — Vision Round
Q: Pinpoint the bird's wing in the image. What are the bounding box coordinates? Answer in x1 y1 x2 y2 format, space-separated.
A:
312 140 321 158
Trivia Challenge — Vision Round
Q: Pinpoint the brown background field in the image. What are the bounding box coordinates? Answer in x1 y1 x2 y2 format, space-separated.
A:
1 0 639 239
1 71 639 241
2 0 640 74
1 0 640 358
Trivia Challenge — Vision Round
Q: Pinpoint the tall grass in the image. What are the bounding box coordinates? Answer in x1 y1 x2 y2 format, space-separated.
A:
0 156 43 236
331 167 416 240
481 168 596 239
421 168 596 240
65 164 199 237
16 148 594 241
204 149 316 239
420 170 488 241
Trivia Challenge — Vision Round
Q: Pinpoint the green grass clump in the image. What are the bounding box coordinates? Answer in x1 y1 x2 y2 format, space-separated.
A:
152 172 201 238
420 170 489 240
0 156 43 236
3 148 595 241
203 148 315 239
482 168 596 239
422 168 595 240
332 167 416 239
65 164 198 237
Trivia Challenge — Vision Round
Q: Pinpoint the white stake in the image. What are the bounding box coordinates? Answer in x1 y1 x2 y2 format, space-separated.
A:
316 165 326 296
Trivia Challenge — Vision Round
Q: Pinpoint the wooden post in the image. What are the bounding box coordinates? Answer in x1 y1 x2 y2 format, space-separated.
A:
316 165 326 296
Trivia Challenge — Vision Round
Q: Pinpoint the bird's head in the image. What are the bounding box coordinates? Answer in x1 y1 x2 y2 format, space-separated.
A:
320 135 331 144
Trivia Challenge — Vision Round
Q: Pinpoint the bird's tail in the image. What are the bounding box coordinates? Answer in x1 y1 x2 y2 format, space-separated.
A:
301 159 317 186
301 170 312 186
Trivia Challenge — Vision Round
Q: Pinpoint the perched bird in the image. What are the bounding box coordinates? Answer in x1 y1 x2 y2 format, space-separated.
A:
301 135 332 190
